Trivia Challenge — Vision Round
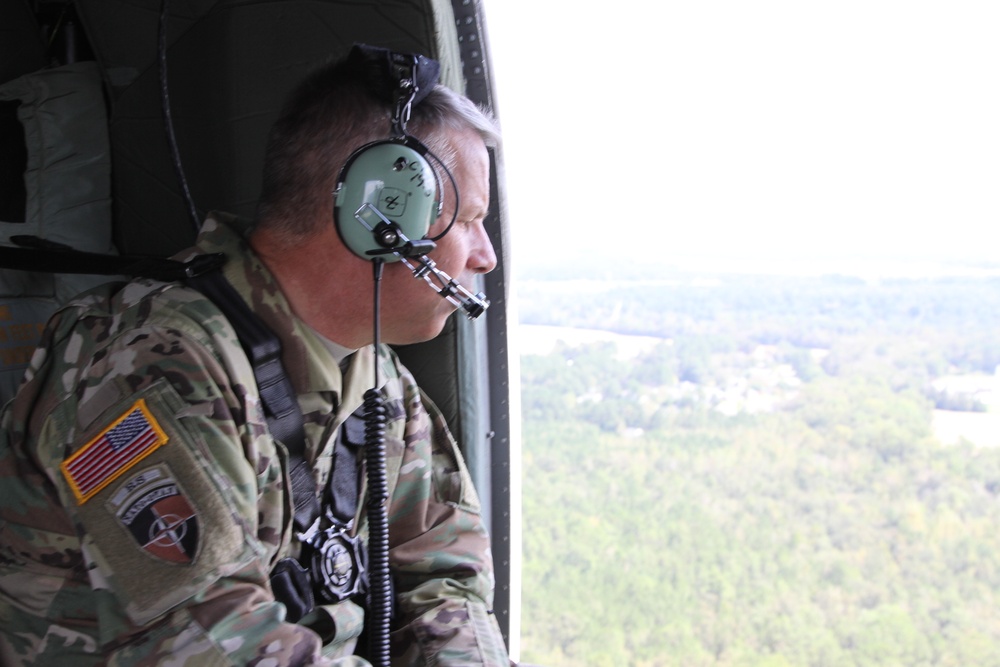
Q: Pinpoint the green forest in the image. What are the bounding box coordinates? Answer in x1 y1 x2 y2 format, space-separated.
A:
515 266 1000 667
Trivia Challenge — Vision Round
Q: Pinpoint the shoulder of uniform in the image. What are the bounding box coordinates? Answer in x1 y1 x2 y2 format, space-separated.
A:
37 278 238 378
114 277 221 327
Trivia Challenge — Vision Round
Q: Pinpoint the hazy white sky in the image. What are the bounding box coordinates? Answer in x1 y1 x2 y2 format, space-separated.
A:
483 1 1000 271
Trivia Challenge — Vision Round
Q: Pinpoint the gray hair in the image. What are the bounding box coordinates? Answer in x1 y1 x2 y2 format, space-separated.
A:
255 61 498 243
410 85 501 172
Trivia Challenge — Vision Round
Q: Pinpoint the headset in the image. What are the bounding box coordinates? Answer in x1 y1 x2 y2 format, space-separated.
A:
334 136 440 260
332 44 489 319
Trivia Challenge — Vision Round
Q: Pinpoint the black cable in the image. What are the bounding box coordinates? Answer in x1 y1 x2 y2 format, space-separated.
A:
371 259 384 381
158 0 201 234
365 259 391 666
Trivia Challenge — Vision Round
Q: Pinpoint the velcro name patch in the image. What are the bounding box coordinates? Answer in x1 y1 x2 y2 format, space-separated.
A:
61 398 169 504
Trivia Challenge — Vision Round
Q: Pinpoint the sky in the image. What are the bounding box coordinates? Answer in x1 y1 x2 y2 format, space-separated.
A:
481 1 1000 274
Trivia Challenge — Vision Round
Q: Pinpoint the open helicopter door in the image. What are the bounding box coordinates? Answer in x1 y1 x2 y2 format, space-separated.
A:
0 0 517 651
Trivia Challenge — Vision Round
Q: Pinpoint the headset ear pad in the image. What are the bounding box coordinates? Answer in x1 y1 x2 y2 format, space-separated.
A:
334 139 440 261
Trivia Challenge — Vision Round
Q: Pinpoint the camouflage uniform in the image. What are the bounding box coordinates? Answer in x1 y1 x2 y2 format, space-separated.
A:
0 213 509 666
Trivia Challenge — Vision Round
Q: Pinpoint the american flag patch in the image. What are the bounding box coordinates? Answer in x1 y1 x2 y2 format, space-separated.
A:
61 399 169 504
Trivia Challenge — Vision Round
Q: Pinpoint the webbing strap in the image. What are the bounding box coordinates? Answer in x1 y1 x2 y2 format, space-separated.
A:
0 243 226 281
328 411 366 525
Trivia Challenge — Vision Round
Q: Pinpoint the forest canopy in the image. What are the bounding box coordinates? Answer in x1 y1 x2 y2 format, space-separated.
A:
517 270 1000 667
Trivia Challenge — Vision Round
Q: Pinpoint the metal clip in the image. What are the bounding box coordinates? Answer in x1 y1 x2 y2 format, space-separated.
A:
296 515 324 549
390 54 420 137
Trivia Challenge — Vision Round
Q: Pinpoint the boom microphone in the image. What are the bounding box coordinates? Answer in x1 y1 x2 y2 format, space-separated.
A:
354 203 489 319
399 255 489 319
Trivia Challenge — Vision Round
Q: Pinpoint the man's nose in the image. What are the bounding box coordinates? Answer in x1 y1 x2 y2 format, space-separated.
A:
469 222 497 274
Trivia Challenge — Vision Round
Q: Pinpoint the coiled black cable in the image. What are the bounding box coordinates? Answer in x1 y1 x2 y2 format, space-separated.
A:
363 387 391 665
365 260 392 666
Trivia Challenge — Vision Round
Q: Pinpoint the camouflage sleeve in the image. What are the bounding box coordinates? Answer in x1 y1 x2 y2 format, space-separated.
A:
386 369 511 666
12 293 356 666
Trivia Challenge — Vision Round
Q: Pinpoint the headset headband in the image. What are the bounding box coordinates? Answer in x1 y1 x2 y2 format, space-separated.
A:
347 44 441 135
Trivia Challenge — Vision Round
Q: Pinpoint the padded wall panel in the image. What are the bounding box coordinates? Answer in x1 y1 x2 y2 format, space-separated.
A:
77 0 445 257
0 62 116 403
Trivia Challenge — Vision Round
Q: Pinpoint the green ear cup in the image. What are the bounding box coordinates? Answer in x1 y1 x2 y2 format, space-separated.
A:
334 139 439 262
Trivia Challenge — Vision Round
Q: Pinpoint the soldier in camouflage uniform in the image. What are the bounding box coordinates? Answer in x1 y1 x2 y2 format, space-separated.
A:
0 50 510 665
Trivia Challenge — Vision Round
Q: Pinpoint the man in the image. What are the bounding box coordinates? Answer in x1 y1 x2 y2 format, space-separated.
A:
0 47 510 666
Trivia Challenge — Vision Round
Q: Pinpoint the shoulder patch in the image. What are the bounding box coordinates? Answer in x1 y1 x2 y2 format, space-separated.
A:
61 398 169 504
108 465 199 564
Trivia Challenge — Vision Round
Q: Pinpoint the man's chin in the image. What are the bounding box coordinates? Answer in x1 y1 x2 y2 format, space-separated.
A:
384 310 453 346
